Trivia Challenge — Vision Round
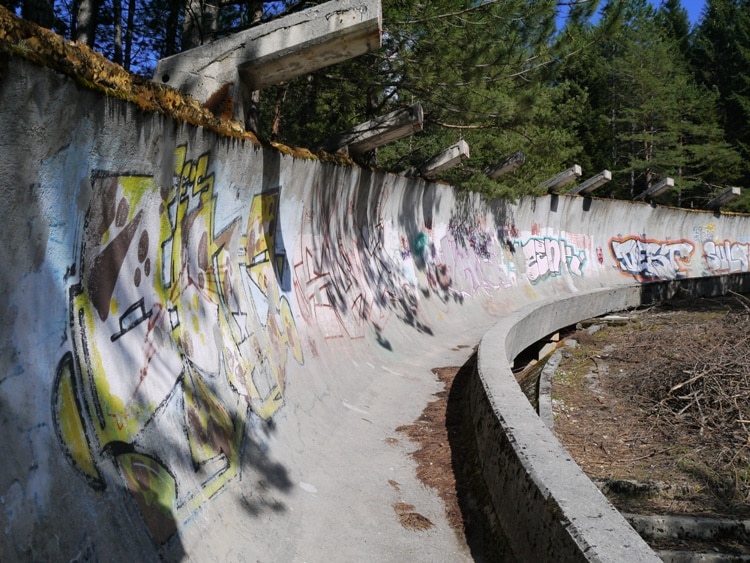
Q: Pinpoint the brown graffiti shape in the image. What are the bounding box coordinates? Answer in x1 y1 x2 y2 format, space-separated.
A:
86 210 143 321
89 177 119 240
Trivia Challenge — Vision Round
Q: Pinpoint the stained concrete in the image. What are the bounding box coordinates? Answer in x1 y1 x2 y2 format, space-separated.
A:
154 0 382 124
3 53 750 562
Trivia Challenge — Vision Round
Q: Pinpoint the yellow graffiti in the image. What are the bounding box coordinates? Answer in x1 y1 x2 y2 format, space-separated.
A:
183 362 239 464
246 191 278 297
220 190 303 420
53 356 101 484
117 452 178 545
53 144 304 545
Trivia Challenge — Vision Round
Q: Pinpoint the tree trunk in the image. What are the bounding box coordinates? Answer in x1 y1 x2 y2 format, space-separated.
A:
182 0 202 49
270 84 287 139
75 0 100 46
21 0 55 28
113 0 123 65
123 0 135 69
182 0 219 49
164 0 180 56
244 0 263 133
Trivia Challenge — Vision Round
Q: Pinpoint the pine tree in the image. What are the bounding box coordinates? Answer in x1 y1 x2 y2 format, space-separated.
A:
690 0 750 186
657 0 690 58
256 0 606 199
560 0 742 207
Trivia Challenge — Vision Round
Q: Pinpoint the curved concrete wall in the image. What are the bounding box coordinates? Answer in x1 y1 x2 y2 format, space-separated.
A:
3 55 750 560
473 278 750 562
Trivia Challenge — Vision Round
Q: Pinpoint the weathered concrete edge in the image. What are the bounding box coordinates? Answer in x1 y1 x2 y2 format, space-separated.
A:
153 0 381 99
472 274 750 562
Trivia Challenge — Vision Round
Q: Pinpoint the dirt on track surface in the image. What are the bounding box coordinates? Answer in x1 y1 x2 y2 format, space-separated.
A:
397 352 512 562
400 294 750 559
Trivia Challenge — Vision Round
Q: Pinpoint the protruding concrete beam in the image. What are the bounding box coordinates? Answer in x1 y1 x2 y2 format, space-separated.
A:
634 177 674 201
567 170 612 196
314 103 423 154
485 151 525 179
706 187 741 210
153 0 382 123
538 165 582 192
405 140 469 178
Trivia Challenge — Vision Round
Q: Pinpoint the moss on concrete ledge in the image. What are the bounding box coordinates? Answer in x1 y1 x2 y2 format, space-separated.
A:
0 6 363 166
0 5 258 141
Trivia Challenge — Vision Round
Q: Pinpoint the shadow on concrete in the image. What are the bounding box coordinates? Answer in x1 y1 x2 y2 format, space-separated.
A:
639 273 750 306
446 353 513 563
36 148 298 561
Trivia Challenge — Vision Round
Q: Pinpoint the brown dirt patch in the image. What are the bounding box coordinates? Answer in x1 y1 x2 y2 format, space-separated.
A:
396 366 464 530
396 356 511 561
393 503 435 531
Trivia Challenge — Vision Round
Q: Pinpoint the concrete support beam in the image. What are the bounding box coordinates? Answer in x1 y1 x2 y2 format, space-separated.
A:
634 177 674 201
567 169 612 196
153 0 382 124
706 187 741 210
314 103 423 154
405 140 469 178
538 164 582 192
485 150 525 179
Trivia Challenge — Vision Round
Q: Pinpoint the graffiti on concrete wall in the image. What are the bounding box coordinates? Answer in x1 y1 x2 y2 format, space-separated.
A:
436 199 522 298
703 240 750 273
690 222 750 274
293 182 435 343
440 217 518 296
291 184 536 347
413 231 456 299
52 145 302 544
610 236 695 279
293 218 409 340
292 184 600 346
517 236 587 284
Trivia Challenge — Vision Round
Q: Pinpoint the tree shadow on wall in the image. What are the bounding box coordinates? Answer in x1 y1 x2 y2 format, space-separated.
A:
49 153 298 560
53 344 295 561
447 190 516 254
305 165 435 343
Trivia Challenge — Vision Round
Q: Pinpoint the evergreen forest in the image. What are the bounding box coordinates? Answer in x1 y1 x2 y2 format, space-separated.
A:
4 0 750 211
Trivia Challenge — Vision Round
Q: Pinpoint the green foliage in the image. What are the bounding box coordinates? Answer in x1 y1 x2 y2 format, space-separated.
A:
690 0 750 188
255 0 606 201
17 0 750 211
559 0 743 208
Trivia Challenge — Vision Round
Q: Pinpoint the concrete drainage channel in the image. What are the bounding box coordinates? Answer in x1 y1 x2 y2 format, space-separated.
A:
535 317 750 562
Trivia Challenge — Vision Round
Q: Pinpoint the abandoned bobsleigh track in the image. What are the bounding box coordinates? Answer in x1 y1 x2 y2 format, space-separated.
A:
4 50 750 562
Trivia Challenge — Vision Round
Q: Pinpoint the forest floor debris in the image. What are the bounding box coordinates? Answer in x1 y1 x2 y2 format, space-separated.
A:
551 293 750 553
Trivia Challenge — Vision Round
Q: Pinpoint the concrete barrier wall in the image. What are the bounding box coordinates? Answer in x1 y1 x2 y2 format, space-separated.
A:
3 55 750 560
473 276 750 562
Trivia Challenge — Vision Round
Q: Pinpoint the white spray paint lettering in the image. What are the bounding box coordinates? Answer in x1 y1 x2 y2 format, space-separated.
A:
610 237 694 279
703 240 750 273
519 237 586 283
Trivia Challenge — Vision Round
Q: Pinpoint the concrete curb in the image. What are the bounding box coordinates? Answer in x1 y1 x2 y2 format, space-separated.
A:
658 550 750 562
471 275 750 562
624 513 750 543
537 348 562 430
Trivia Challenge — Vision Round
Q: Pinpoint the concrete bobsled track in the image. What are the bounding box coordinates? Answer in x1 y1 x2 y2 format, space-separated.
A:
4 53 750 562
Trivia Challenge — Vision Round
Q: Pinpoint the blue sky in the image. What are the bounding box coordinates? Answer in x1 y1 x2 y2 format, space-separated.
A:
558 1 706 29
672 0 706 25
